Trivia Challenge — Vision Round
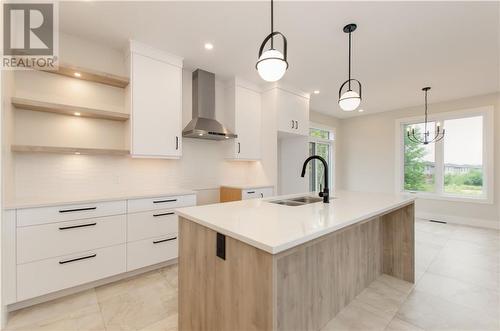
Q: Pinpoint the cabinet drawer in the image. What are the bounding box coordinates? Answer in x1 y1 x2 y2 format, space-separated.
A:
127 194 196 213
127 235 177 271
17 200 126 227
17 244 126 301
17 215 126 264
242 187 274 199
128 210 177 242
258 187 274 198
242 190 260 200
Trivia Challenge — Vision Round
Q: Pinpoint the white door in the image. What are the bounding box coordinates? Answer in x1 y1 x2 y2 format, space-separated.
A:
235 86 261 160
131 53 182 158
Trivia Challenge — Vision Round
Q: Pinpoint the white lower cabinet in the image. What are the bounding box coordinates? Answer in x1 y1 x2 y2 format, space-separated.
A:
8 192 196 304
17 214 126 264
17 244 126 301
127 235 178 271
127 210 178 242
242 187 274 200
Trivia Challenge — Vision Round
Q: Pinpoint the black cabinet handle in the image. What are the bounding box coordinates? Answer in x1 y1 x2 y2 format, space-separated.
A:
175 136 179 150
153 237 177 244
261 193 264 198
153 212 175 217
291 120 295 129
59 207 96 213
59 254 96 265
238 142 241 154
59 222 97 230
295 120 299 129
247 191 255 194
153 199 177 204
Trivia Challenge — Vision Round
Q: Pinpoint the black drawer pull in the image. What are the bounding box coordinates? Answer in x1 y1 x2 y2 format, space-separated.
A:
59 207 96 213
153 212 175 217
153 237 177 244
59 254 97 264
247 191 256 194
153 199 177 204
59 222 97 230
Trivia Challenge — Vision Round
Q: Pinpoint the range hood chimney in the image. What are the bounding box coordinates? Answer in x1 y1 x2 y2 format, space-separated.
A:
182 69 237 140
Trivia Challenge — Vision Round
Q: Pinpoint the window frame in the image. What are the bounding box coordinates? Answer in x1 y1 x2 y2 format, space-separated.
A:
309 123 335 192
394 106 494 204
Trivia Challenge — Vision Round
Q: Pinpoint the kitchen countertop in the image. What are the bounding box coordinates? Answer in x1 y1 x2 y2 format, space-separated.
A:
220 184 274 190
176 190 415 254
4 189 197 209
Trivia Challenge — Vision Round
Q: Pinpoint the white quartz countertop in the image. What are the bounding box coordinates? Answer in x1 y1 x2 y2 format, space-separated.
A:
221 184 274 190
5 189 197 209
176 190 415 254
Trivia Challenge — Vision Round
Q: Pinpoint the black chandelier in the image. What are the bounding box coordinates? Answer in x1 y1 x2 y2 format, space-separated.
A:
407 87 445 145
338 23 362 111
255 0 288 82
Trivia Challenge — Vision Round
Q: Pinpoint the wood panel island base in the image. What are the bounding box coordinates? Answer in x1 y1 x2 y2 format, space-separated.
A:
177 191 415 331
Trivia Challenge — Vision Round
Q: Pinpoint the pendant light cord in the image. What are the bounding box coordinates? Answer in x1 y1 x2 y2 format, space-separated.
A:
270 0 274 49
348 31 352 90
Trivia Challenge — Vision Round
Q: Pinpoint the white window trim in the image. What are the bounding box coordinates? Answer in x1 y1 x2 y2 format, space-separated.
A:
309 122 336 190
394 106 494 204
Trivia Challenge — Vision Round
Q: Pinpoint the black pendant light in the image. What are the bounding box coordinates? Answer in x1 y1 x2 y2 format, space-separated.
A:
338 23 362 111
407 87 445 145
255 0 288 82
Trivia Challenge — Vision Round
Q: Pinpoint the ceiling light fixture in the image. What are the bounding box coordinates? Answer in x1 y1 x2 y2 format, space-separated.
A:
313 90 320 94
74 112 81 116
407 87 445 145
74 72 81 78
204 43 214 50
339 23 362 111
256 0 288 82
358 109 364 112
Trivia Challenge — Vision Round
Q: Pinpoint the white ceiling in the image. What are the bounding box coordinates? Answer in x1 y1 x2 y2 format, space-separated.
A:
59 1 499 118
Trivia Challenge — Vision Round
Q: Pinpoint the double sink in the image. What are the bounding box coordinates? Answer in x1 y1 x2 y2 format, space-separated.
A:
269 196 325 206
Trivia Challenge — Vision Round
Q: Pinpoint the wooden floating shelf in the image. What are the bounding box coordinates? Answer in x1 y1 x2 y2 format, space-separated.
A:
41 63 129 88
12 97 130 121
11 145 130 156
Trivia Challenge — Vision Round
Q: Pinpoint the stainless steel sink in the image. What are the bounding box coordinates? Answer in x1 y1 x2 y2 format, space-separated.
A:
289 196 324 204
269 195 326 206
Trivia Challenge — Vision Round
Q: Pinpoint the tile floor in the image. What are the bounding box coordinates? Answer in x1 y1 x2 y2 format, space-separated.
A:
5 219 500 331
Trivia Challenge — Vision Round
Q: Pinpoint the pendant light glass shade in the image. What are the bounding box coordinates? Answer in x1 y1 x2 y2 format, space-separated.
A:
256 0 288 82
338 23 362 112
339 90 361 111
257 49 287 82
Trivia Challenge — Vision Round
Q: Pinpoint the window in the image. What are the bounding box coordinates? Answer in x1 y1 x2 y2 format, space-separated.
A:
309 127 334 192
397 107 493 202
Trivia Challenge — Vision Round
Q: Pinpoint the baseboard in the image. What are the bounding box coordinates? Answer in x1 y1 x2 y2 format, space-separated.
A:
416 212 500 230
6 259 177 313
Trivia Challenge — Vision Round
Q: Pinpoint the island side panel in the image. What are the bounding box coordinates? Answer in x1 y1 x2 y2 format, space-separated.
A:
274 217 383 331
381 203 415 283
178 217 274 331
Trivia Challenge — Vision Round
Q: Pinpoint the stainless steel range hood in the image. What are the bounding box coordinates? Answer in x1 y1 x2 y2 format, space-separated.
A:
182 69 237 140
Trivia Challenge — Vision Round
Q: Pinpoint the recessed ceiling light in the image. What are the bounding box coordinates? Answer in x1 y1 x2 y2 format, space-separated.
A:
313 90 320 94
74 112 81 116
198 133 203 136
75 152 81 155
204 43 214 50
358 109 364 112
74 72 81 77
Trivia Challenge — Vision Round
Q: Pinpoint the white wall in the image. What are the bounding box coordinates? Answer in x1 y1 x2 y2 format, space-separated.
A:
6 33 267 205
337 93 500 228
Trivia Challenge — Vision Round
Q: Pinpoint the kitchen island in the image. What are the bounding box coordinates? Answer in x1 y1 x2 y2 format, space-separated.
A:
176 190 415 331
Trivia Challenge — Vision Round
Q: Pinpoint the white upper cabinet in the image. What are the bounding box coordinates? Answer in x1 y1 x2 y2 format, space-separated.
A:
276 88 309 136
224 79 262 160
126 41 183 158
